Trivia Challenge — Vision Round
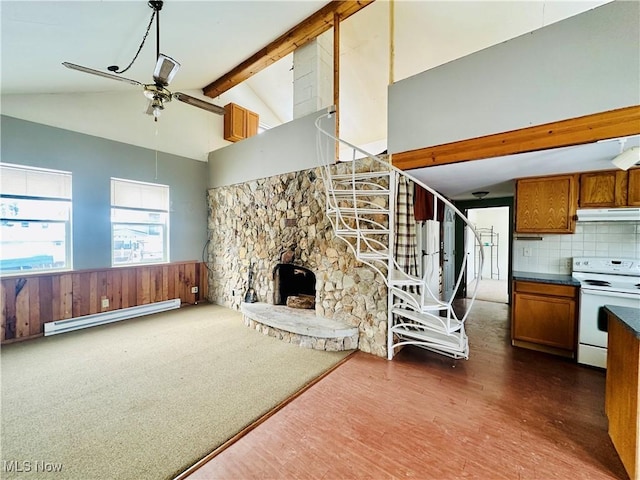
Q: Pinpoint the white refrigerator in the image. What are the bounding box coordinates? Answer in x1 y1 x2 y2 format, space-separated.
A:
416 220 440 299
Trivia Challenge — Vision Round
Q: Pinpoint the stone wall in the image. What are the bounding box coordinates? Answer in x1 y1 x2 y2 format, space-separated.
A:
206 161 389 357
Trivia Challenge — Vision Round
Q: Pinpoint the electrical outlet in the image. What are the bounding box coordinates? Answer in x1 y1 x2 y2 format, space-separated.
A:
523 248 532 257
101 298 109 308
191 286 199 294
565 258 572 269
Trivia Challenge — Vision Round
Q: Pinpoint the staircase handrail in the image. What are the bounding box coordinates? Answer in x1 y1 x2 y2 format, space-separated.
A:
315 109 485 323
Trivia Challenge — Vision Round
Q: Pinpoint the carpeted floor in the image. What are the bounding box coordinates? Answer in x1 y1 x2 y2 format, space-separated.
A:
0 304 352 480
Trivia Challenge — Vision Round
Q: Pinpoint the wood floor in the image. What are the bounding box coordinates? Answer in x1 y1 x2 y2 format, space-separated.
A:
184 300 627 480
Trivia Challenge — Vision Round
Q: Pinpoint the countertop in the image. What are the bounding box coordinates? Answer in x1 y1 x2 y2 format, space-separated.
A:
512 271 581 287
605 305 640 338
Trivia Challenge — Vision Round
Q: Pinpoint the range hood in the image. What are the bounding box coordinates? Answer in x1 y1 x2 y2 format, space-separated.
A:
576 208 640 222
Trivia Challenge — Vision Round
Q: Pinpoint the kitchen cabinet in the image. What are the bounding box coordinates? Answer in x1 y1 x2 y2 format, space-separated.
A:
579 167 640 207
511 280 578 358
223 103 259 142
579 169 628 207
628 168 640 206
515 174 578 233
605 308 640 480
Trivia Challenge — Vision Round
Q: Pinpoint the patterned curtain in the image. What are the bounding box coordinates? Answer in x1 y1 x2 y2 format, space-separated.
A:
394 175 419 282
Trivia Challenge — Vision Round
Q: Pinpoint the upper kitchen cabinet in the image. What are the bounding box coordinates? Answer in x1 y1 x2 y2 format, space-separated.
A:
579 170 628 207
223 103 259 143
579 167 640 208
627 168 640 206
515 174 578 233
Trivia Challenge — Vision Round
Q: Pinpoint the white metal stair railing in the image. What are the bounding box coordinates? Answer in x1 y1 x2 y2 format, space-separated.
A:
315 109 484 361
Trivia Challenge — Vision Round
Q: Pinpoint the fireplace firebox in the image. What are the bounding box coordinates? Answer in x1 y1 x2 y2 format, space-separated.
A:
273 264 315 306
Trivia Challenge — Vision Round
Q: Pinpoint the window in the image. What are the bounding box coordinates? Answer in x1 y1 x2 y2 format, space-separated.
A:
111 178 169 266
0 163 72 274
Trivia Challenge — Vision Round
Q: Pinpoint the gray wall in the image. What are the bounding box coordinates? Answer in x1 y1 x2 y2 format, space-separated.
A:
388 0 640 154
208 109 335 188
1 115 208 270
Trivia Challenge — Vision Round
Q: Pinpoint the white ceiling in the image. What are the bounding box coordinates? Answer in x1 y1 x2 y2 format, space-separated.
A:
411 135 640 200
1 0 616 197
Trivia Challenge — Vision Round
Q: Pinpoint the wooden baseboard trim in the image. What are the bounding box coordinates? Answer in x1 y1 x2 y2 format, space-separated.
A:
173 349 358 480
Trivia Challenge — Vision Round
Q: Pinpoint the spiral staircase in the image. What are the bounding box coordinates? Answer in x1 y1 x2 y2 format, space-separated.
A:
315 110 484 360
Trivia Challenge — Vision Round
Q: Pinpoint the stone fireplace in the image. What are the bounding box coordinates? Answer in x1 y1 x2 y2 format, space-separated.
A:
206 160 389 357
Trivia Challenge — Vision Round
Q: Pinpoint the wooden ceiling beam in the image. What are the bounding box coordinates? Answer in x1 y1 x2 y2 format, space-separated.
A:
202 1 374 99
391 105 640 171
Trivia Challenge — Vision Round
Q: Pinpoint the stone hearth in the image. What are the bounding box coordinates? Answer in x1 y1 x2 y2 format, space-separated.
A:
241 302 359 351
207 160 388 357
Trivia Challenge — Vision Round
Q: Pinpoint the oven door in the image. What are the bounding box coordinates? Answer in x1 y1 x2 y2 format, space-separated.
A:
579 288 639 348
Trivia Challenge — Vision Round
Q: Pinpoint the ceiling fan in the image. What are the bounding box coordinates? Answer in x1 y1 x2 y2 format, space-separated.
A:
62 0 224 121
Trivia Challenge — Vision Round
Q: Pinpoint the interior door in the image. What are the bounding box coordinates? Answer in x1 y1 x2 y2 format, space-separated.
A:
443 206 455 301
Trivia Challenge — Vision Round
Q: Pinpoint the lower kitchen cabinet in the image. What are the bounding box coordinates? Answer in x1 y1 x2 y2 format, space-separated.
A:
511 281 578 358
606 308 640 480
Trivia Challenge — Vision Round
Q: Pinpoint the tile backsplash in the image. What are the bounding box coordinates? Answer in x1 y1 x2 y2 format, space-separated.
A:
513 221 640 274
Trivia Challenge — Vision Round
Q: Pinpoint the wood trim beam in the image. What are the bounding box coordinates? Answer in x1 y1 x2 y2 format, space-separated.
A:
203 1 374 99
392 105 640 171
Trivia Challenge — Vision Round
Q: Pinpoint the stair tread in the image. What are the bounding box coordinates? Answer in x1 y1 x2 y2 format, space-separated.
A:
389 269 422 285
328 189 390 196
391 324 466 348
329 207 390 215
334 229 390 235
331 172 391 181
391 295 447 312
328 204 389 209
391 307 462 333
390 288 447 309
358 251 389 260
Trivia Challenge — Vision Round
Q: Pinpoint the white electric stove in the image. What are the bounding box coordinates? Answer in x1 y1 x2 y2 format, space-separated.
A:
572 257 640 368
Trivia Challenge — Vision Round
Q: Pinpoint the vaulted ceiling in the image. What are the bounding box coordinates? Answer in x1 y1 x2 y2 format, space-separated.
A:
1 0 612 196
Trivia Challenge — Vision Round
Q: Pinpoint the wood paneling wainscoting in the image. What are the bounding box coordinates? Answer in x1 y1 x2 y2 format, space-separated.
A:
0 261 209 343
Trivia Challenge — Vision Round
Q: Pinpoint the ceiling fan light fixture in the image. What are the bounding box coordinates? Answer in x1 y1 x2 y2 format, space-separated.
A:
611 146 640 171
148 97 164 119
153 54 180 86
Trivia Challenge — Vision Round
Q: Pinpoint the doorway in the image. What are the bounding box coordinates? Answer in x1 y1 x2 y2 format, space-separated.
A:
453 197 514 304
465 206 510 303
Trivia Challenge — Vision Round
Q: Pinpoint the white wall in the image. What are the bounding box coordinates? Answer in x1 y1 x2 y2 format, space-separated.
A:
387 0 640 154
0 83 283 163
208 109 335 188
1 115 208 270
467 207 510 281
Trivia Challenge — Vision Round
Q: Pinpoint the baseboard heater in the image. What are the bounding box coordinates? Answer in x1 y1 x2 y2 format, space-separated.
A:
44 299 181 336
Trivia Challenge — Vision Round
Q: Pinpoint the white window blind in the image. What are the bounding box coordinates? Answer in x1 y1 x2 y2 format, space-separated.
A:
0 163 72 274
0 163 71 199
111 178 169 210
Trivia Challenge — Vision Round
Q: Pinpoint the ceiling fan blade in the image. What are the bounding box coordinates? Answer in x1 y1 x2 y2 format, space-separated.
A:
173 92 225 115
153 54 180 86
62 62 142 86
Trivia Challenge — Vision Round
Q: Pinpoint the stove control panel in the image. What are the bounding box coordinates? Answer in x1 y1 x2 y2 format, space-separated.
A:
573 257 639 274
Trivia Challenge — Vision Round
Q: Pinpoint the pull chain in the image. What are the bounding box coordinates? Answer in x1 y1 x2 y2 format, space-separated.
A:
155 123 159 180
